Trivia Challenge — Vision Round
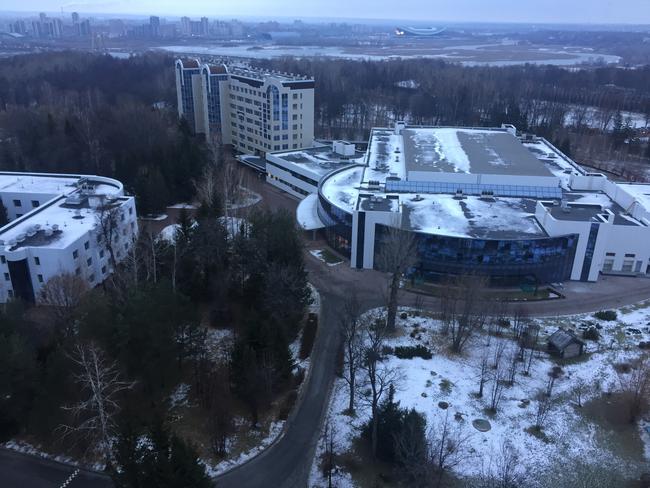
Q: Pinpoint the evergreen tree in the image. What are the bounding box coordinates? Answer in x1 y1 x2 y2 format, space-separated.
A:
113 420 211 488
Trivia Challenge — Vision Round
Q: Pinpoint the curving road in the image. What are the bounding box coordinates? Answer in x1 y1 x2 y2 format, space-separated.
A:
0 449 112 488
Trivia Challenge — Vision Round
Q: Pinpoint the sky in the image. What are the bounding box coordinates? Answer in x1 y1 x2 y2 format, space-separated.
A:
1 0 649 25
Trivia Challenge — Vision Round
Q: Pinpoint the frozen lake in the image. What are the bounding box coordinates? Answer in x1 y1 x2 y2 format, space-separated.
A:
158 42 621 67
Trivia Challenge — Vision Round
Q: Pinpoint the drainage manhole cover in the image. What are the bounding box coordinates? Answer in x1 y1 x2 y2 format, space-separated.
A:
472 419 491 432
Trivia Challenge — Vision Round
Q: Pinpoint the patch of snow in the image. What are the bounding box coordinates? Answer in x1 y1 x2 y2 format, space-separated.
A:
309 249 342 267
201 421 285 478
2 440 105 472
168 383 191 409
206 327 235 364
316 302 650 486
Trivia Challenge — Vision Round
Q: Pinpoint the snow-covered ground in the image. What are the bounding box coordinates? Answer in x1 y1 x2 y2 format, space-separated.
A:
311 302 650 487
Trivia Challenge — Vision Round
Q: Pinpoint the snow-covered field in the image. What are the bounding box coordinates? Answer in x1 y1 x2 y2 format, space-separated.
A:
311 302 650 487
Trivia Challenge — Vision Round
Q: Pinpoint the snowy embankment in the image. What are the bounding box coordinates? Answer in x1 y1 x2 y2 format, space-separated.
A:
310 302 650 487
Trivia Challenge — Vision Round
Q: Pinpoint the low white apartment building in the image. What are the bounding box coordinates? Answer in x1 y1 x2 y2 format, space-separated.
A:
0 172 138 303
175 59 315 155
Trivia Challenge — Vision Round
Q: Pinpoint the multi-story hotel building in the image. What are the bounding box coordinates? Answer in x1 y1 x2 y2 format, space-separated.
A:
175 59 315 155
0 172 138 303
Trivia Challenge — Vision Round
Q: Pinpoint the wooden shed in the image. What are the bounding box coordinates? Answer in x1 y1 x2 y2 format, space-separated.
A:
547 328 585 359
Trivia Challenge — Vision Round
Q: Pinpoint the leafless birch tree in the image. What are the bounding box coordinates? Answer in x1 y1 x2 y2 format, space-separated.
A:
60 342 135 463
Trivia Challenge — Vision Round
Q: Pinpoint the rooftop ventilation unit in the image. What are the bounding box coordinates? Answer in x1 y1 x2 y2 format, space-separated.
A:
368 180 381 190
453 189 466 200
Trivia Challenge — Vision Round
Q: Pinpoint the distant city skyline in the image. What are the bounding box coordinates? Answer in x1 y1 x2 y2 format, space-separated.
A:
1 0 649 25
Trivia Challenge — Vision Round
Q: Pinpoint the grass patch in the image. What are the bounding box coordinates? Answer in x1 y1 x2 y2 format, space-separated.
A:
524 426 552 443
439 378 454 394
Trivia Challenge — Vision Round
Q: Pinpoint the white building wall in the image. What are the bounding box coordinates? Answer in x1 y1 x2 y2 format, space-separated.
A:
351 208 401 270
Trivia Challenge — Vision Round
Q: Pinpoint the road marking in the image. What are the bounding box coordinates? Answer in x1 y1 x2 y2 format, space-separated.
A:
59 468 80 488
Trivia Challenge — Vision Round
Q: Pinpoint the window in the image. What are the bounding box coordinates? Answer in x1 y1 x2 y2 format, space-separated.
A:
12 199 21 207
605 252 616 257
622 259 634 273
101 265 107 274
72 250 79 259
89 274 95 282
31 200 39 208
4 273 9 281
37 274 43 283
0 256 5 264
75 267 81 276
84 241 90 250
625 253 636 258
129 207 133 215
34 256 40 265
87 257 92 266
120 213 125 222
603 259 614 272
7 290 13 298
99 250 104 258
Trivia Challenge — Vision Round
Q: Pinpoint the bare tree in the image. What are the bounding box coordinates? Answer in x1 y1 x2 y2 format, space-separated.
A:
533 390 554 431
489 361 506 414
505 344 519 387
339 289 364 413
360 315 400 458
321 420 338 488
546 366 564 397
617 355 650 423
39 272 89 338
60 342 135 463
472 440 528 488
571 378 589 408
95 200 121 269
194 163 221 217
427 408 473 488
476 343 491 398
375 223 417 332
440 274 490 354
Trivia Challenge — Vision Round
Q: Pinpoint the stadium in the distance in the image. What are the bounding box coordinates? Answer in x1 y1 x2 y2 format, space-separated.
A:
278 123 650 286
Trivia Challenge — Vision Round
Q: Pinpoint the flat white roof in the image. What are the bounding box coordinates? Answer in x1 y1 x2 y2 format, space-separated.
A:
0 173 79 195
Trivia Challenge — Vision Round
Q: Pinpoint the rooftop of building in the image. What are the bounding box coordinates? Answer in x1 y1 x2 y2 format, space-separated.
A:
268 144 365 178
0 172 79 195
318 125 647 240
0 172 128 251
227 64 313 82
364 126 586 189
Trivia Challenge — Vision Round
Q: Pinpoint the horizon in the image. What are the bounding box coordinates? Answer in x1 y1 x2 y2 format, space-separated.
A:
1 0 650 25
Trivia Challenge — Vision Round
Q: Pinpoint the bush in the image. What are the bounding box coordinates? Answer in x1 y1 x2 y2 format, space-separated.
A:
583 327 600 341
594 310 617 321
393 345 432 360
299 315 318 360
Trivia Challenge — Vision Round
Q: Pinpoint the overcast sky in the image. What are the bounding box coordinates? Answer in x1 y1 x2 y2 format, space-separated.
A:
1 0 649 24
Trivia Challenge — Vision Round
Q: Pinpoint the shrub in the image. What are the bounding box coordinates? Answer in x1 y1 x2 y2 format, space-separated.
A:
583 327 600 341
393 345 432 360
400 312 408 320
595 310 617 321
299 315 318 360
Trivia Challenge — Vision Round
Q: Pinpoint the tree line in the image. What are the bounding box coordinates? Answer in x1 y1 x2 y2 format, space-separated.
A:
0 51 211 215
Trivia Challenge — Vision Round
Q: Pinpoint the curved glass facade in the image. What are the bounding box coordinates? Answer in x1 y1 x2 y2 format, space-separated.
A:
317 193 353 257
374 224 578 286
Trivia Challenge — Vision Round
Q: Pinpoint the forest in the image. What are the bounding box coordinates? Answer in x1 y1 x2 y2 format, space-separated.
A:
0 51 210 216
257 57 650 174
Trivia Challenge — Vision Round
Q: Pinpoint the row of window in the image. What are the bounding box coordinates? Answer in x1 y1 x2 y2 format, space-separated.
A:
10 199 40 209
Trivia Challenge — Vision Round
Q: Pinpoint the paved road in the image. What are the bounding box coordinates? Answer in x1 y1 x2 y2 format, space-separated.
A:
0 449 112 488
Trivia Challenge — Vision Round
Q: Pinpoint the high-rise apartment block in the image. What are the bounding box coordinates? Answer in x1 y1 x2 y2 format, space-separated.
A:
175 59 315 155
